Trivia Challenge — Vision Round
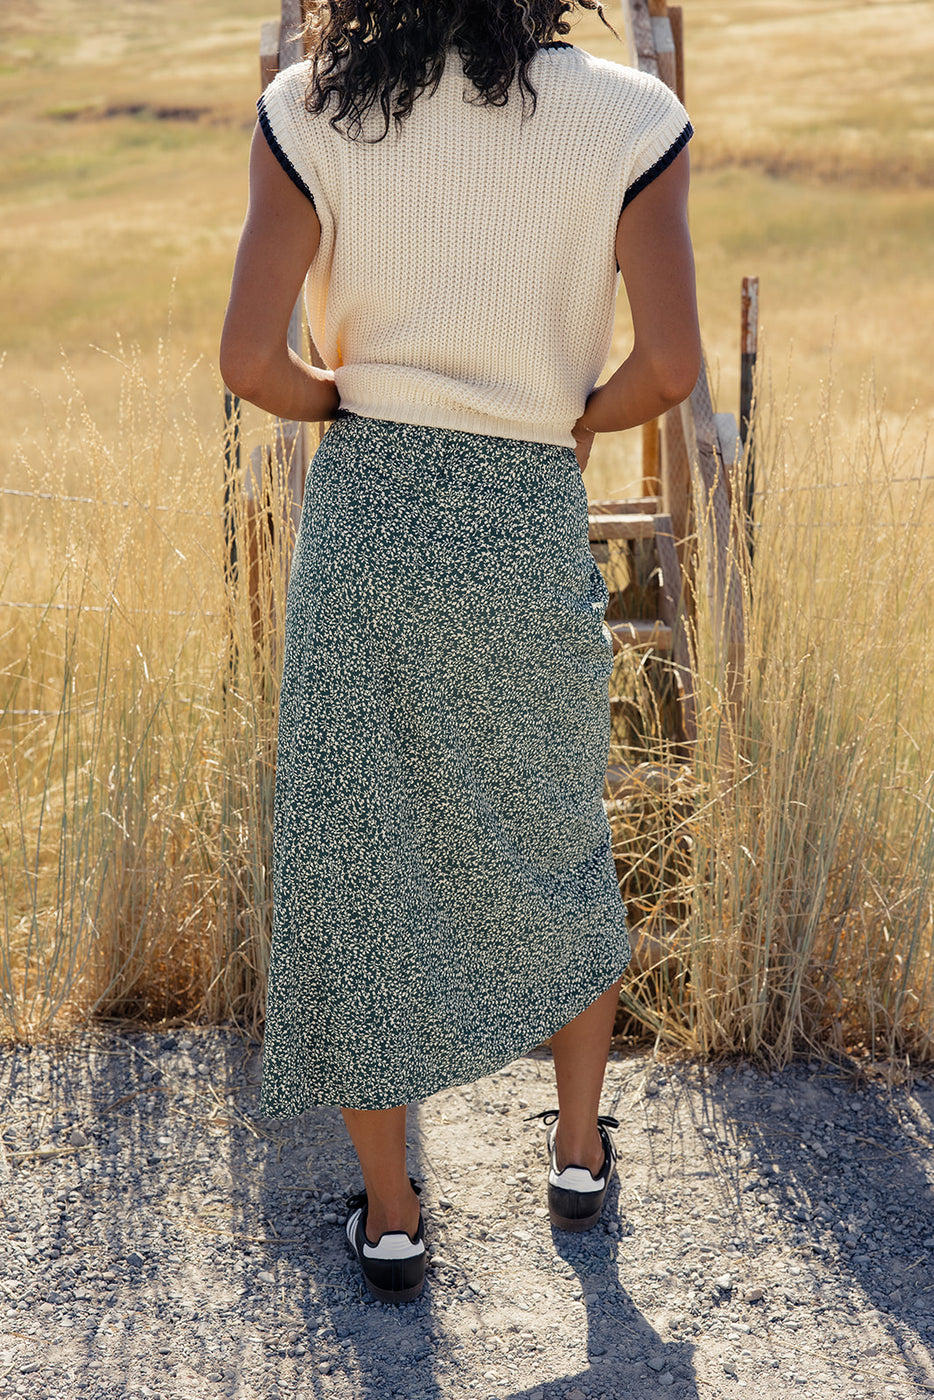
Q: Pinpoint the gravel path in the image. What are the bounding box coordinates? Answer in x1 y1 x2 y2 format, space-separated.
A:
1 1028 933 1399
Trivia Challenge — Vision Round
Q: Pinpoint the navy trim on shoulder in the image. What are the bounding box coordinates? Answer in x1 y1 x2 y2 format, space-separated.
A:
622 121 693 211
256 93 317 208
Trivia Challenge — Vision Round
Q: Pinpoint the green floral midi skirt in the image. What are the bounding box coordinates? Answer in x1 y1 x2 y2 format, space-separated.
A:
260 412 630 1115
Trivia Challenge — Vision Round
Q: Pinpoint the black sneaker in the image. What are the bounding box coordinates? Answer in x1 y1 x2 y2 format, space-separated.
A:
344 1177 426 1304
526 1108 619 1232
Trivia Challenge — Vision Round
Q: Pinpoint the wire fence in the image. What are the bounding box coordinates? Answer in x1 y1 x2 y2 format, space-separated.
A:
0 600 219 616
3 470 932 626
0 485 222 519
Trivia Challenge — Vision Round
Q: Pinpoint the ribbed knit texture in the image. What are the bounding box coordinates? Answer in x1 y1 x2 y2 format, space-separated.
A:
258 44 691 448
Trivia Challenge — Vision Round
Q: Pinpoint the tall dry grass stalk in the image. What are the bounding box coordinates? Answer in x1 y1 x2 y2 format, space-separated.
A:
0 345 284 1038
613 377 934 1074
2 350 932 1074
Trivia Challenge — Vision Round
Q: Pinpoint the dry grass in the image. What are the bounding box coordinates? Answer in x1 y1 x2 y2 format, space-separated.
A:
2 2 934 1067
0 347 282 1037
0 0 266 480
572 1 934 497
607 377 934 1073
2 353 933 1075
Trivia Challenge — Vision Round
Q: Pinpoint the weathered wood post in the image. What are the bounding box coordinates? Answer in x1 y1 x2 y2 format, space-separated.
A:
236 0 326 669
614 1 748 742
740 275 759 564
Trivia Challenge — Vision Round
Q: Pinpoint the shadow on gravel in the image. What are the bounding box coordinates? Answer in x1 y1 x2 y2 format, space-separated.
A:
248 1078 442 1400
541 1206 699 1400
17 1035 932 1397
245 1067 700 1400
684 1065 934 1388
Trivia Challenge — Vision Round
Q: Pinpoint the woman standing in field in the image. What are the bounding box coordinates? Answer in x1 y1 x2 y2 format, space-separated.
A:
220 0 700 1304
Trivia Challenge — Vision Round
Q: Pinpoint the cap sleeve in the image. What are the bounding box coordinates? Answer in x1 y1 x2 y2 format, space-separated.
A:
256 59 322 211
621 73 693 211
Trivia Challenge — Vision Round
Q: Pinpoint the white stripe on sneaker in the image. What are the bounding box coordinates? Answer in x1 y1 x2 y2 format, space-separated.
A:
548 1164 606 1192
546 1127 606 1191
361 1233 426 1261
348 1205 426 1260
346 1207 364 1246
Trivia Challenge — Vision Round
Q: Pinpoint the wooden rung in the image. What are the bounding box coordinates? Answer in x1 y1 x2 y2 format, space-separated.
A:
589 496 660 516
607 619 673 652
588 512 657 542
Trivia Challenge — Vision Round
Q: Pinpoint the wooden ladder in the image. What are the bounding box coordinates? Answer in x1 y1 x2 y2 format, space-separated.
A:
588 494 696 754
590 0 697 771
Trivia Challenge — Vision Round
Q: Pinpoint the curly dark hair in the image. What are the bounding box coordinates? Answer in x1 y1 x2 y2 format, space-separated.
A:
302 1 617 141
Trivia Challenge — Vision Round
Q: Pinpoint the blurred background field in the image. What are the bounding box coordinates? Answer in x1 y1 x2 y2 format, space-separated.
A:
2 1 933 1067
2 0 932 490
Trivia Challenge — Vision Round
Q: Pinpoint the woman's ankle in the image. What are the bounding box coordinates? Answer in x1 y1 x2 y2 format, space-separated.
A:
364 1184 421 1242
553 1121 605 1176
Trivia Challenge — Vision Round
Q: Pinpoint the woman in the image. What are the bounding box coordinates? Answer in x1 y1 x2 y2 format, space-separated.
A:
220 0 700 1305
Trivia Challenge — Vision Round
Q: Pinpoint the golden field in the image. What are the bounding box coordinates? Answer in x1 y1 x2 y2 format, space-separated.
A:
2 0 932 490
2 2 933 1067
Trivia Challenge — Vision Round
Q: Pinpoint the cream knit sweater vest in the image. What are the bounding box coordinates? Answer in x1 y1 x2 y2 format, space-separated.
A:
258 43 691 448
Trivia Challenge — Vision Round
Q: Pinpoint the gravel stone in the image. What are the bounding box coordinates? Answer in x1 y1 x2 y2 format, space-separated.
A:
0 1032 931 1399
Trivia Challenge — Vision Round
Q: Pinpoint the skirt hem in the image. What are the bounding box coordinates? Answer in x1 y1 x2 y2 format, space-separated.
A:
258 941 630 1118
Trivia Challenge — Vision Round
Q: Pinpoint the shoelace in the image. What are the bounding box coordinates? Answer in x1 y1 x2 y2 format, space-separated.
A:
345 1175 422 1216
524 1108 620 1132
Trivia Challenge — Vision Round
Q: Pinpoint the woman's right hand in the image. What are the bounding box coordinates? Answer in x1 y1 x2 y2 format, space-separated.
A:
571 420 596 474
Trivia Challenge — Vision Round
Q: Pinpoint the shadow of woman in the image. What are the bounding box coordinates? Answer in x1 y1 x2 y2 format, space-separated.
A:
527 1178 699 1400
242 1084 699 1400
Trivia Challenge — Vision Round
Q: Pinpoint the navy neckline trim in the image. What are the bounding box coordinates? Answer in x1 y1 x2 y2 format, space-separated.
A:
622 121 693 211
257 93 317 208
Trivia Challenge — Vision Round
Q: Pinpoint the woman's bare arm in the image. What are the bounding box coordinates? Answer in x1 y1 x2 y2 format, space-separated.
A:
219 124 340 422
575 147 701 441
